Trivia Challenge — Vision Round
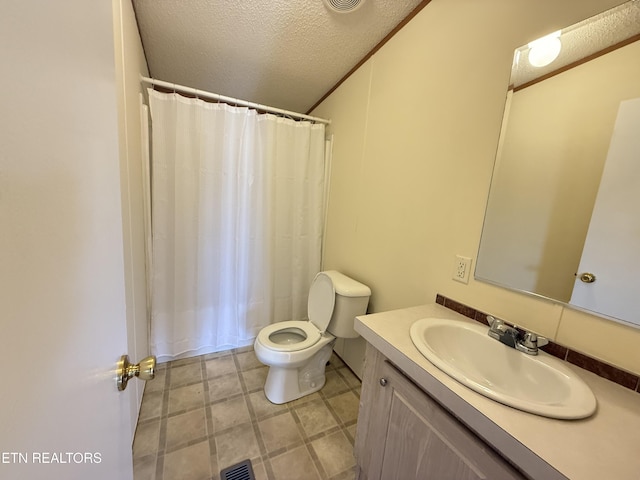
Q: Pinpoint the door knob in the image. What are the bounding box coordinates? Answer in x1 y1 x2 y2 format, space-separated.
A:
116 355 156 391
579 272 596 283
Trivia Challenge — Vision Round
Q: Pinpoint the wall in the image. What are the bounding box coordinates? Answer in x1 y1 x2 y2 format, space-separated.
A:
113 0 151 433
312 0 640 375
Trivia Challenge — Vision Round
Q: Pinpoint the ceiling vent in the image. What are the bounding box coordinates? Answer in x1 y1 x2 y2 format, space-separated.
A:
323 0 366 14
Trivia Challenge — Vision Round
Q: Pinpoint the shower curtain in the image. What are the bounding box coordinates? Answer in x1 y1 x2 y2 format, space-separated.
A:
147 90 326 361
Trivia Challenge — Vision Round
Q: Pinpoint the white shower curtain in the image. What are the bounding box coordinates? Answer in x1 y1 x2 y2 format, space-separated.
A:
148 90 326 361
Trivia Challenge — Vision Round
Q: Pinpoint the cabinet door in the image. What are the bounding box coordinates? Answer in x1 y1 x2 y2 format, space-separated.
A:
372 361 525 480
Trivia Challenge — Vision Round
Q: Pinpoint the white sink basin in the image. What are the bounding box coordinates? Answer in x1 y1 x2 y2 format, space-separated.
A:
410 318 597 419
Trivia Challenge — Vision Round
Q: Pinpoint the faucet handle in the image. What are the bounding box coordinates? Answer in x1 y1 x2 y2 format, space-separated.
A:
487 315 501 329
521 331 548 349
487 316 519 347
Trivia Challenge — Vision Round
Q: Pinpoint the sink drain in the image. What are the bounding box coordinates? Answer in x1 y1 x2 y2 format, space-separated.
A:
220 459 255 480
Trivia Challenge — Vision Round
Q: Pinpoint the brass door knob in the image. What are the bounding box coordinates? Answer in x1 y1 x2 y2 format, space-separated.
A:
116 355 156 391
579 272 596 283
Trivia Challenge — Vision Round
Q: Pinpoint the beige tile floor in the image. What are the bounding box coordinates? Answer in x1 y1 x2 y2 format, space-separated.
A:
133 346 361 480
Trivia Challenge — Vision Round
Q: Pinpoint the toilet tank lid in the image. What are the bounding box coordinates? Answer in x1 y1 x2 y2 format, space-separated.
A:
322 270 371 297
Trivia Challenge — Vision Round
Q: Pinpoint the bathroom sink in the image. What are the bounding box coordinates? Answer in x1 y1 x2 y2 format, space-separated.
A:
409 318 597 419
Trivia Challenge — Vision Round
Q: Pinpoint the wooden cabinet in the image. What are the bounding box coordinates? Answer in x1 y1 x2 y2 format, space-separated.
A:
356 346 526 480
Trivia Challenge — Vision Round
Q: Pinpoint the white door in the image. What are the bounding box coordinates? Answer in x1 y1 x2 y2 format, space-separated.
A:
570 98 640 325
0 1 135 479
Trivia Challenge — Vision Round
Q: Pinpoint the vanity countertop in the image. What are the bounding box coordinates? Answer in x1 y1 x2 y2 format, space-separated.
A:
355 303 640 480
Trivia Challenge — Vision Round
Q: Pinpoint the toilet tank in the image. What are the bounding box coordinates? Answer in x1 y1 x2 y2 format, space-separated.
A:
323 271 371 338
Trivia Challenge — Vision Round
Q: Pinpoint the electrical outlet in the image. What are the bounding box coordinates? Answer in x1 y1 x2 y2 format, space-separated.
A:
452 255 472 284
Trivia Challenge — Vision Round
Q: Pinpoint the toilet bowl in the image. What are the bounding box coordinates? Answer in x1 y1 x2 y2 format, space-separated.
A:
254 270 371 404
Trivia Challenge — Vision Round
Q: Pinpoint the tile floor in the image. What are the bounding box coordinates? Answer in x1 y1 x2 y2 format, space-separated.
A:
133 346 361 480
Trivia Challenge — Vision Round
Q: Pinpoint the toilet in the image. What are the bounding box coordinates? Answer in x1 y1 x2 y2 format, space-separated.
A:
254 270 371 404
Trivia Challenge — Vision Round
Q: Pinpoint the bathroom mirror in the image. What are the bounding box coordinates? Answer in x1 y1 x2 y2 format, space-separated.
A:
475 0 640 327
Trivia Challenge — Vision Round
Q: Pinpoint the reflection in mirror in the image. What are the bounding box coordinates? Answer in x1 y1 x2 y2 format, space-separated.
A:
476 0 640 327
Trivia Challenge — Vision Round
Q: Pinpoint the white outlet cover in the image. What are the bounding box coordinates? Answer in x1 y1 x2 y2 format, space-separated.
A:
453 255 472 284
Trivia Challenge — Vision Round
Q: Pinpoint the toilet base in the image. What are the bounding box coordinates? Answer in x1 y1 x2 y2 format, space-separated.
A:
263 342 334 404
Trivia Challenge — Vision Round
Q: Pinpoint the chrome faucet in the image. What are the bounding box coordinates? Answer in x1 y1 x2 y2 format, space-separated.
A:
487 316 548 355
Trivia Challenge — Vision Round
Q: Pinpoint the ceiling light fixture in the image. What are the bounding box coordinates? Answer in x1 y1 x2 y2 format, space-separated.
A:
322 0 366 14
527 31 562 68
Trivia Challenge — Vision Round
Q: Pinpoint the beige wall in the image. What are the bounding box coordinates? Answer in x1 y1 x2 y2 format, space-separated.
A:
312 0 640 375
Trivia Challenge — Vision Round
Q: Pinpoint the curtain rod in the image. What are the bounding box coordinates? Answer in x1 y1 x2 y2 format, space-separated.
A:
140 76 331 125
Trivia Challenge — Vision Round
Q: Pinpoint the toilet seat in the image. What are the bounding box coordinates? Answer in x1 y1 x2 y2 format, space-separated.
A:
256 272 336 354
256 320 322 352
254 270 371 404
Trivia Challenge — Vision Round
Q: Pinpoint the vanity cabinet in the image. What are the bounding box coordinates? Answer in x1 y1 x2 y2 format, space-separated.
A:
355 346 526 480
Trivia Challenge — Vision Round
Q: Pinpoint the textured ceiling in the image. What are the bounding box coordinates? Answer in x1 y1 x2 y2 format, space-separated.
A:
132 0 426 114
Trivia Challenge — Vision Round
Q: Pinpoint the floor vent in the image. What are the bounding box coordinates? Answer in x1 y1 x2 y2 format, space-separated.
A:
220 459 255 480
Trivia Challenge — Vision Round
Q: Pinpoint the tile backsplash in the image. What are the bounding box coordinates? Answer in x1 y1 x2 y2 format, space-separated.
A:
436 294 640 394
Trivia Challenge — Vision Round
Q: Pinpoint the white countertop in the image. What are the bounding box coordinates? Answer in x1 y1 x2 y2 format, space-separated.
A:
355 303 640 480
